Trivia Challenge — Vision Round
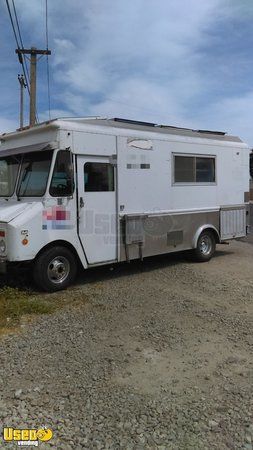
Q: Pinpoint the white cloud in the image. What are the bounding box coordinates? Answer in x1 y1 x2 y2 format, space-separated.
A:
0 117 18 135
39 108 74 123
51 0 221 94
87 78 185 125
1 0 253 146
47 0 222 126
219 0 253 19
53 39 76 66
194 92 253 146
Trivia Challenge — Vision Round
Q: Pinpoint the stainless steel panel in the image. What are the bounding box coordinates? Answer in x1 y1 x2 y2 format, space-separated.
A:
220 206 246 240
125 215 146 245
120 210 219 261
167 230 183 246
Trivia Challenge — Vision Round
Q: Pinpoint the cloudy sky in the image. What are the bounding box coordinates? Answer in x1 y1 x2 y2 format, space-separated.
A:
0 0 253 145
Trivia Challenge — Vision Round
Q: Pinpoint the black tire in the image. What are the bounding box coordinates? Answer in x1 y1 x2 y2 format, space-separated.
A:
33 246 77 292
193 230 216 262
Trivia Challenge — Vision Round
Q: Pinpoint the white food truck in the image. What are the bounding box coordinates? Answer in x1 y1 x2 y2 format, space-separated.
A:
0 117 250 291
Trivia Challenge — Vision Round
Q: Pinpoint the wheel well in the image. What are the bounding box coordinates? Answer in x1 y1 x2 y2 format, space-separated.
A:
201 227 220 243
193 225 220 248
35 240 81 265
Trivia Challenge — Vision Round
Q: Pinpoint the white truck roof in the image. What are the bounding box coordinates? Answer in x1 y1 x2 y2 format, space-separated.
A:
0 116 244 144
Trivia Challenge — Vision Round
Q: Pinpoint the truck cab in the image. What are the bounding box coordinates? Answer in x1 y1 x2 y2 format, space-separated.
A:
0 133 81 291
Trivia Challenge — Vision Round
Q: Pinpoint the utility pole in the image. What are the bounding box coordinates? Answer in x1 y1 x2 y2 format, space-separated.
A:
18 74 26 129
15 47 51 127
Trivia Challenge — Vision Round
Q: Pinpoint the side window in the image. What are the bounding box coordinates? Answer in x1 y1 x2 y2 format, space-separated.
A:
50 150 74 197
196 157 215 182
174 156 195 182
174 155 215 183
84 163 114 192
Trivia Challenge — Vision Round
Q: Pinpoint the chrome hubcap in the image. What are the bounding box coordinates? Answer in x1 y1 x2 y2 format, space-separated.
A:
47 257 70 284
199 235 212 255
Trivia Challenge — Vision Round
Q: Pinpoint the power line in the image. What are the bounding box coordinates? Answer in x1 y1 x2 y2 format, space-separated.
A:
45 0 49 49
6 0 39 123
11 0 24 48
7 0 42 124
11 0 30 91
16 48 50 126
5 0 19 48
46 56 51 120
45 0 51 120
6 0 30 94
6 0 52 126
11 0 40 123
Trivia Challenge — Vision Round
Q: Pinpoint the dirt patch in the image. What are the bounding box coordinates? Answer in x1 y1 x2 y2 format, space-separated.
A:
0 239 253 449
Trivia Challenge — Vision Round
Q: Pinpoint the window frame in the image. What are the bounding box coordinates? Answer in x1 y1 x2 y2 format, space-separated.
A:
84 162 115 192
16 150 53 198
49 149 74 198
172 152 217 186
0 155 22 198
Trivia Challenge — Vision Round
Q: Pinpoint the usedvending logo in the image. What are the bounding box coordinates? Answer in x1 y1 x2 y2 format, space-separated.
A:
3 427 53 446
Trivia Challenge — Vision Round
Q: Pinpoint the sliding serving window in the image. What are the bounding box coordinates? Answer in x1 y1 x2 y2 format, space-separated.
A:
174 154 216 184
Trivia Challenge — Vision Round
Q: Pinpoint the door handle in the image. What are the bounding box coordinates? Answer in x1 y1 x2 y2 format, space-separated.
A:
80 197 84 208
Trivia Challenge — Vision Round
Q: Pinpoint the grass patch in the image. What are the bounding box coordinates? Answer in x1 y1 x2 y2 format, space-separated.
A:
0 287 56 330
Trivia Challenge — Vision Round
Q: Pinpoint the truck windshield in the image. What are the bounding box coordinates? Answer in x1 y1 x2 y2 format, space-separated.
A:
0 155 21 197
17 150 53 197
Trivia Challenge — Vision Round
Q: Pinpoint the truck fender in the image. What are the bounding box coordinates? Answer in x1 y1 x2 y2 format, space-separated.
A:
34 239 88 270
192 225 220 249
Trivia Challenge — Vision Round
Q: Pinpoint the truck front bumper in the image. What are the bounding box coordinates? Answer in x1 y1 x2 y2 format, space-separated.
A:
0 258 7 274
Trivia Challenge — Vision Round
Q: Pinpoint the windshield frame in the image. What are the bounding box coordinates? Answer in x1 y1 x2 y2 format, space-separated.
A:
0 154 22 198
0 148 74 200
16 150 54 198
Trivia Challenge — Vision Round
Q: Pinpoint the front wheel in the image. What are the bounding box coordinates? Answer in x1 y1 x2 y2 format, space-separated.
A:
33 246 77 292
193 230 216 262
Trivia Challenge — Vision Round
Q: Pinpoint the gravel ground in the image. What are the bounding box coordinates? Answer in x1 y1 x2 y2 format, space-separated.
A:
0 239 253 449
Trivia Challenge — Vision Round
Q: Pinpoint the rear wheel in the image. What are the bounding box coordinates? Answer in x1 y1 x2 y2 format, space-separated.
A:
33 246 77 292
193 230 216 262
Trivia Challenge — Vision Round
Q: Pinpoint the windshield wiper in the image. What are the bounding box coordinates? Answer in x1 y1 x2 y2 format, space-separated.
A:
17 162 32 199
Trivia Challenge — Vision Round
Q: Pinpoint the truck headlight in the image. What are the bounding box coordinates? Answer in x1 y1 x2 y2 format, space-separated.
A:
0 240 6 254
